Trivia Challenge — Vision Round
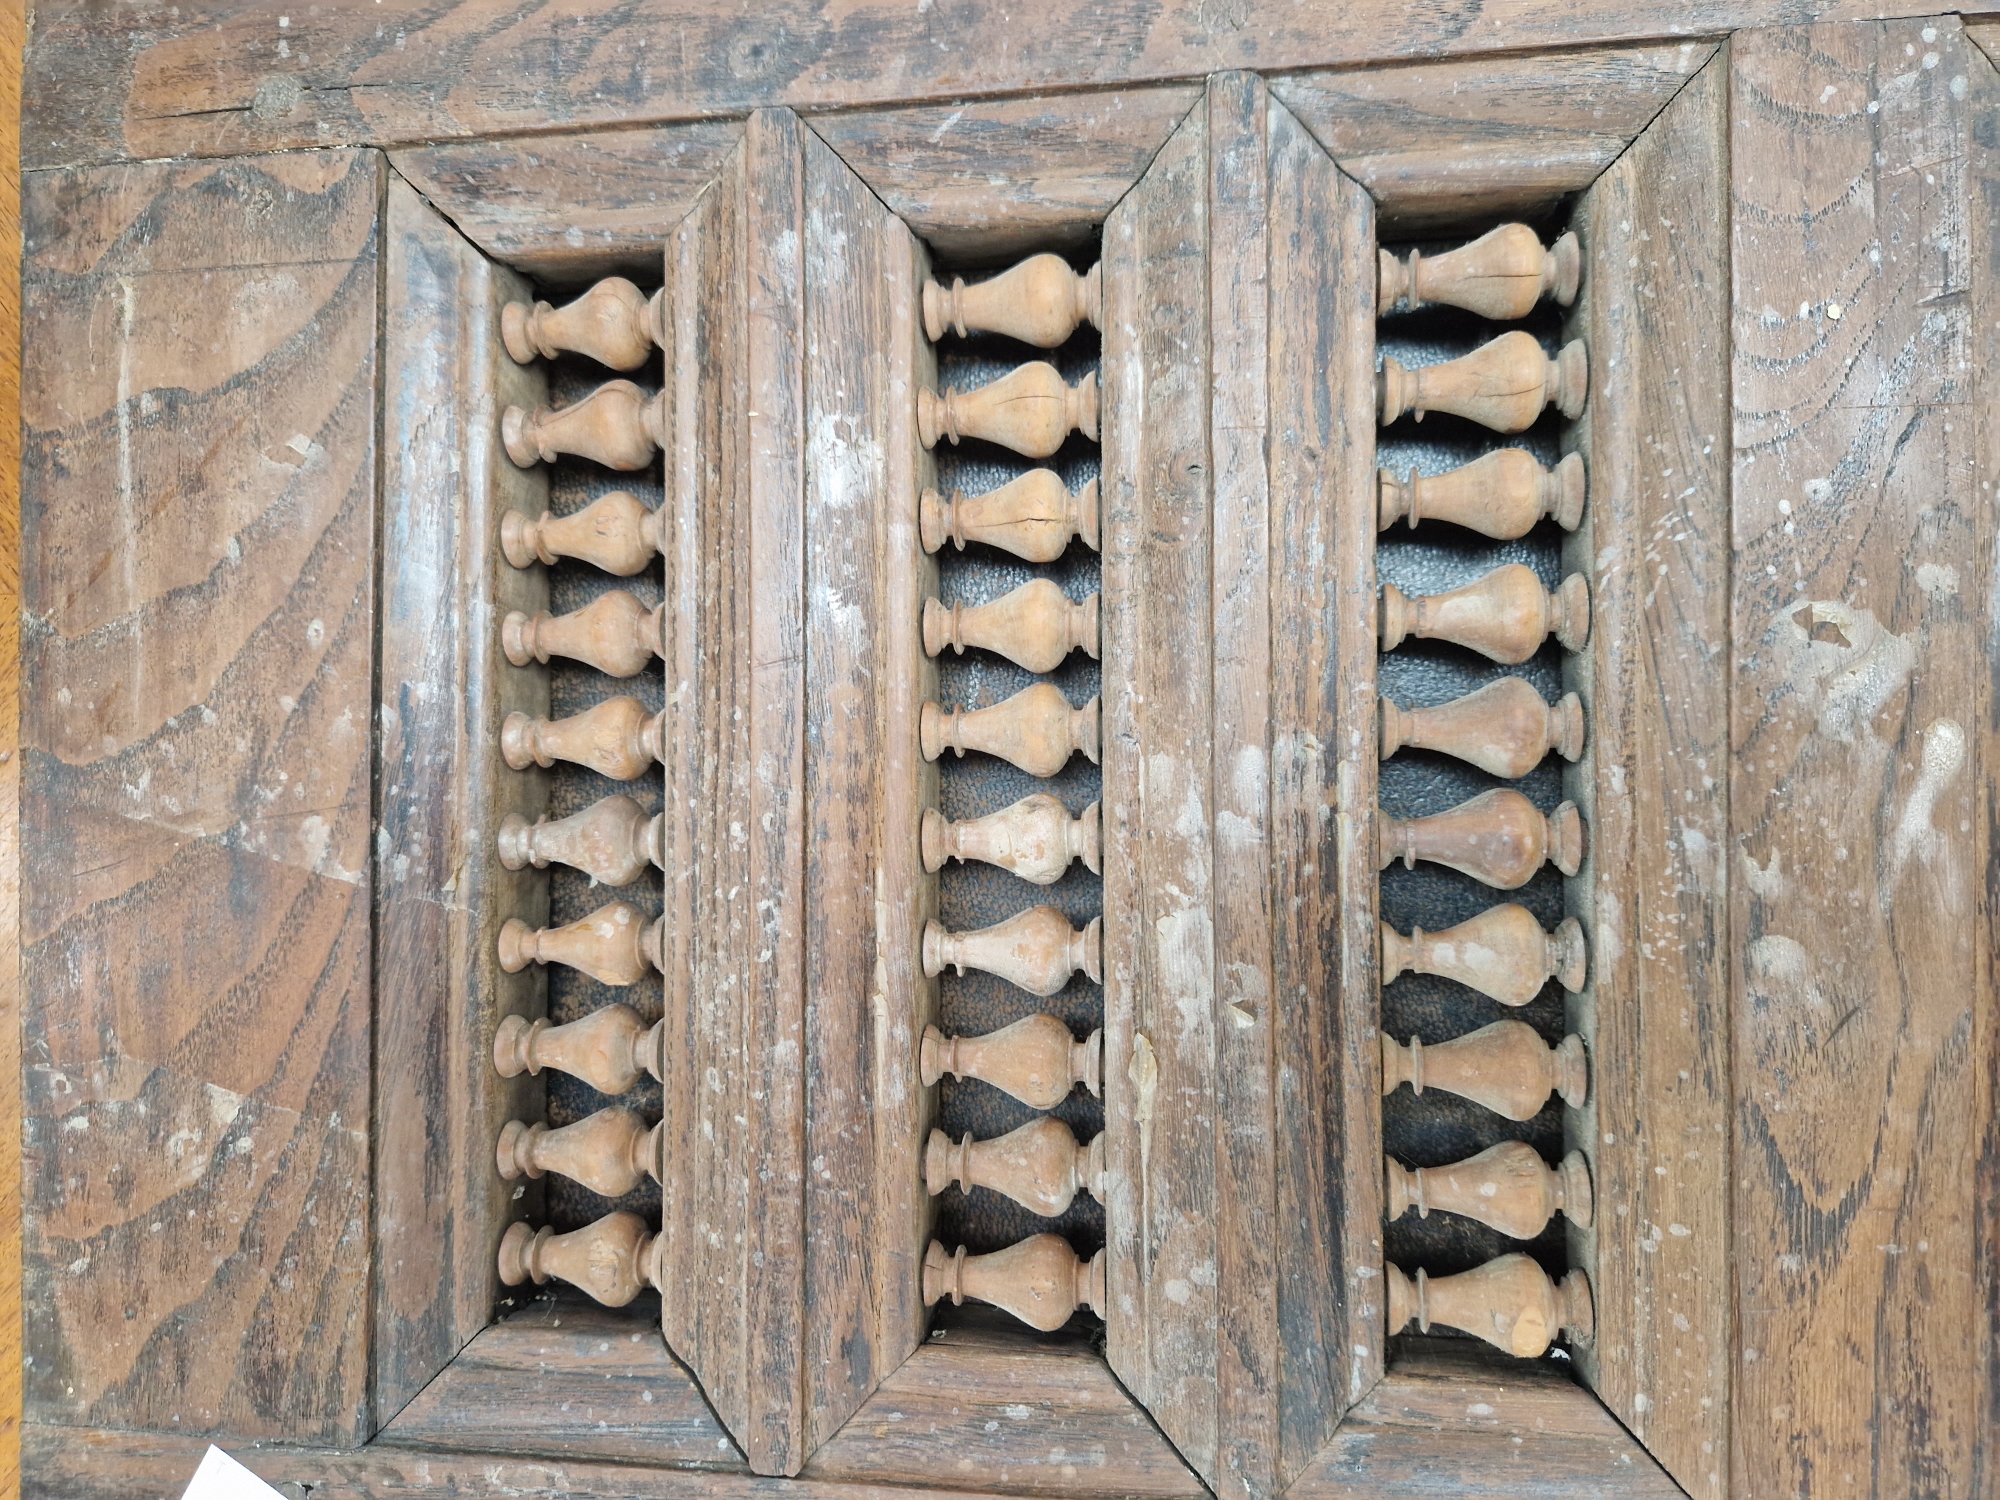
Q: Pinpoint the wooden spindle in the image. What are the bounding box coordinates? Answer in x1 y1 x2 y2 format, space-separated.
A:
1378 449 1586 537
920 1014 1102 1109
493 1005 665 1095
923 255 1103 347
1385 1254 1594 1358
1380 678 1585 779
1381 906 1586 1007
500 696 664 781
497 1212 666 1308
497 1106 663 1198
921 792 1100 885
501 277 665 370
502 379 667 470
1378 331 1588 430
1377 788 1584 887
498 900 664 987
1378 225 1582 320
501 491 664 576
1381 1019 1588 1120
502 590 664 678
924 908 1101 997
924 580 1099 673
922 471 1099 562
920 683 1099 778
1386 1140 1593 1239
919 363 1098 458
1380 564 1590 664
923 1235 1105 1332
926 1117 1104 1217
497 794 663 887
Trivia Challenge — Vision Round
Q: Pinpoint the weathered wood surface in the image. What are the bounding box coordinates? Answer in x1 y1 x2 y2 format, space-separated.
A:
1561 52 1731 1499
0 0 24 1484
1975 24 2000 1495
19 150 379 1443
1729 18 1991 1498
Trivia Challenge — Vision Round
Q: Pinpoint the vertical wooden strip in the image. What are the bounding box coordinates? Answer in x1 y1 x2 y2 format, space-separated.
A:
0 0 22 1479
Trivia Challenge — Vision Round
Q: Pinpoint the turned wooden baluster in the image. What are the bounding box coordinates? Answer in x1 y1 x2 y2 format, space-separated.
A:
1386 1140 1593 1238
497 1105 663 1198
501 491 664 576
503 379 667 470
1381 1019 1588 1120
1378 225 1582 319
499 900 664 987
1381 564 1590 664
926 1117 1104 1217
919 363 1098 458
1377 788 1584 887
1386 1254 1594 1357
923 471 1100 562
922 793 1100 885
1379 330 1588 430
924 908 1101 997
503 590 664 678
1378 449 1586 538
1382 906 1586 1006
498 1211 667 1308
924 254 1103 347
497 794 663 887
921 1014 1102 1108
1380 678 1585 779
921 683 1099 778
502 277 665 370
924 580 1099 674
493 1005 665 1094
924 1235 1105 1332
501 697 664 780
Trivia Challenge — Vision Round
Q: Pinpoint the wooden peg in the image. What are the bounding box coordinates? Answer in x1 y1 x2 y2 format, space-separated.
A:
1386 1140 1593 1239
924 580 1099 674
1380 564 1590 664
1378 331 1588 430
502 379 667 470
922 793 1100 885
1378 449 1585 537
921 683 1099 778
493 1004 665 1094
1385 1254 1594 1357
502 277 665 369
497 794 663 886
924 255 1103 347
923 908 1101 997
1381 906 1586 1006
1381 1019 1588 1120
1380 678 1585 779
1377 788 1584 887
926 1117 1104 1217
501 696 664 781
498 900 664 987
924 1235 1105 1332
502 491 664 575
921 1014 1102 1109
922 471 1099 562
498 1211 666 1308
503 590 664 679
919 363 1099 458
497 1105 663 1198
1378 225 1582 320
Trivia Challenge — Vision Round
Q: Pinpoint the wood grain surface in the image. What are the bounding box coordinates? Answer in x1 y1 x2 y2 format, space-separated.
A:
0 0 23 1488
1975 24 2000 1495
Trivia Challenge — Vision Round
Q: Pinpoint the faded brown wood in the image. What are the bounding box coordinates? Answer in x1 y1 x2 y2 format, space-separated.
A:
0 0 23 1483
1975 25 2000 1496
1729 19 1988 1498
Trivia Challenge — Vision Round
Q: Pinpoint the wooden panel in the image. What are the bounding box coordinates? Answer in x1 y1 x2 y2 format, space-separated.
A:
0 0 24 1484
1728 18 1988 1497
18 149 378 1443
1561 53 1730 1499
1271 42 1718 234
390 123 742 282
1975 27 2000 1496
808 87 1200 262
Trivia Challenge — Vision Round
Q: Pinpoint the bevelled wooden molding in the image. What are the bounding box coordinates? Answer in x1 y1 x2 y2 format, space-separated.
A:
496 1105 663 1198
921 792 1100 884
501 491 664 575
1381 1019 1588 1120
919 363 1099 457
923 908 1103 996
925 1117 1105 1217
922 471 1100 561
920 1014 1102 1109
1380 677 1585 779
498 1212 666 1308
924 580 1099 673
497 794 663 886
1378 330 1588 429
502 277 665 369
923 1235 1106 1332
921 683 1100 778
1381 564 1591 663
502 590 665 678
1386 1140 1593 1239
1378 449 1586 537
1381 906 1587 1006
498 900 665 987
1386 1254 1594 1358
502 378 668 469
1377 788 1585 887
1378 225 1582 319
493 1006 665 1096
924 254 1104 346
501 696 664 781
